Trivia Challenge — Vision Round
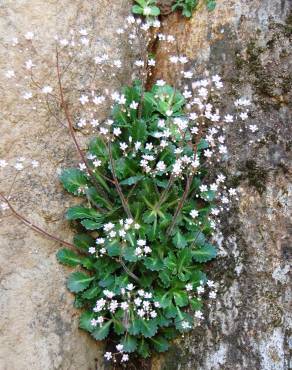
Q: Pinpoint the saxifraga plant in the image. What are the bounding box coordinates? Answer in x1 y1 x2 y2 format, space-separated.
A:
132 0 216 19
1 12 256 366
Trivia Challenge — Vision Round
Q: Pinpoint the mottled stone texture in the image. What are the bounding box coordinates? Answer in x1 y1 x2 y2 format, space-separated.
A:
151 0 292 369
0 1 132 370
0 1 291 370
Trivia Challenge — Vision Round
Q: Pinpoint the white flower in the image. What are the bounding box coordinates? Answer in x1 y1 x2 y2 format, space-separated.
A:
186 283 193 291
156 79 166 86
93 159 102 168
88 247 96 254
134 60 144 67
90 319 98 327
31 160 39 168
229 188 237 196
134 297 142 306
148 59 156 66
120 142 128 151
166 109 173 117
14 163 24 171
104 352 112 360
240 112 248 120
126 283 135 291
79 95 89 105
121 354 129 362
150 311 157 318
42 86 53 94
103 222 115 231
135 247 143 256
181 321 191 329
137 239 146 247
219 145 227 154
137 309 145 317
183 71 193 79
90 119 99 127
96 238 105 244
77 118 86 128
144 246 152 254
212 75 221 83
23 92 33 100
25 32 34 40
0 160 8 168
194 310 204 319
190 209 199 219
216 174 226 183
144 292 152 299
97 316 104 324
169 56 179 64
25 60 35 70
210 183 218 191
207 280 215 287
204 149 213 158
79 163 86 171
197 286 205 294
209 291 217 299
79 29 88 36
116 344 124 352
5 70 15 78
249 125 258 132
200 185 208 192
103 290 115 298
179 56 188 64
109 300 119 312
120 302 129 310
130 101 139 109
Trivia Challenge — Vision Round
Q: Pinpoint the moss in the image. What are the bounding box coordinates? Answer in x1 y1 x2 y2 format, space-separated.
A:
230 160 268 194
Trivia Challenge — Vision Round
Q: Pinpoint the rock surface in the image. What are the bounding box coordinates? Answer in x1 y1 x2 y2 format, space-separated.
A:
0 1 291 370
151 0 292 369
0 1 133 370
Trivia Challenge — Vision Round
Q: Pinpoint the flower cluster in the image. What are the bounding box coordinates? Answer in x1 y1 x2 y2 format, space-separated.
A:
2 10 257 365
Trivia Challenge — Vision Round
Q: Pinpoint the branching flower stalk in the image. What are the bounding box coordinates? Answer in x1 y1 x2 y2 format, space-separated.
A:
0 12 257 365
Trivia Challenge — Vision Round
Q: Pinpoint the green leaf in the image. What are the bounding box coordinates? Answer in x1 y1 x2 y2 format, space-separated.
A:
81 219 102 230
173 290 189 307
138 319 158 338
67 272 94 293
150 6 160 16
137 338 150 358
73 233 95 250
106 241 121 257
91 320 112 340
85 187 112 209
206 0 216 11
123 246 138 262
56 249 82 266
65 205 102 220
120 175 144 186
82 286 101 300
60 168 88 195
121 335 138 353
79 311 95 332
192 244 217 262
172 230 187 248
132 4 143 14
144 256 164 271
88 137 107 159
151 336 170 352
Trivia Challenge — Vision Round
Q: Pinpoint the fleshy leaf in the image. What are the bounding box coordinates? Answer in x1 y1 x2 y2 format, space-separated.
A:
67 272 94 293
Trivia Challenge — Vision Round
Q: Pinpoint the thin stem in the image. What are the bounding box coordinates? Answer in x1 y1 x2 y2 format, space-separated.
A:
0 193 75 248
56 48 113 207
107 142 133 219
166 174 193 236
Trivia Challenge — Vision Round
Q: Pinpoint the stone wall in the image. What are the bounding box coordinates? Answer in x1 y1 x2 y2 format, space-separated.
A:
0 1 291 370
0 1 132 370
